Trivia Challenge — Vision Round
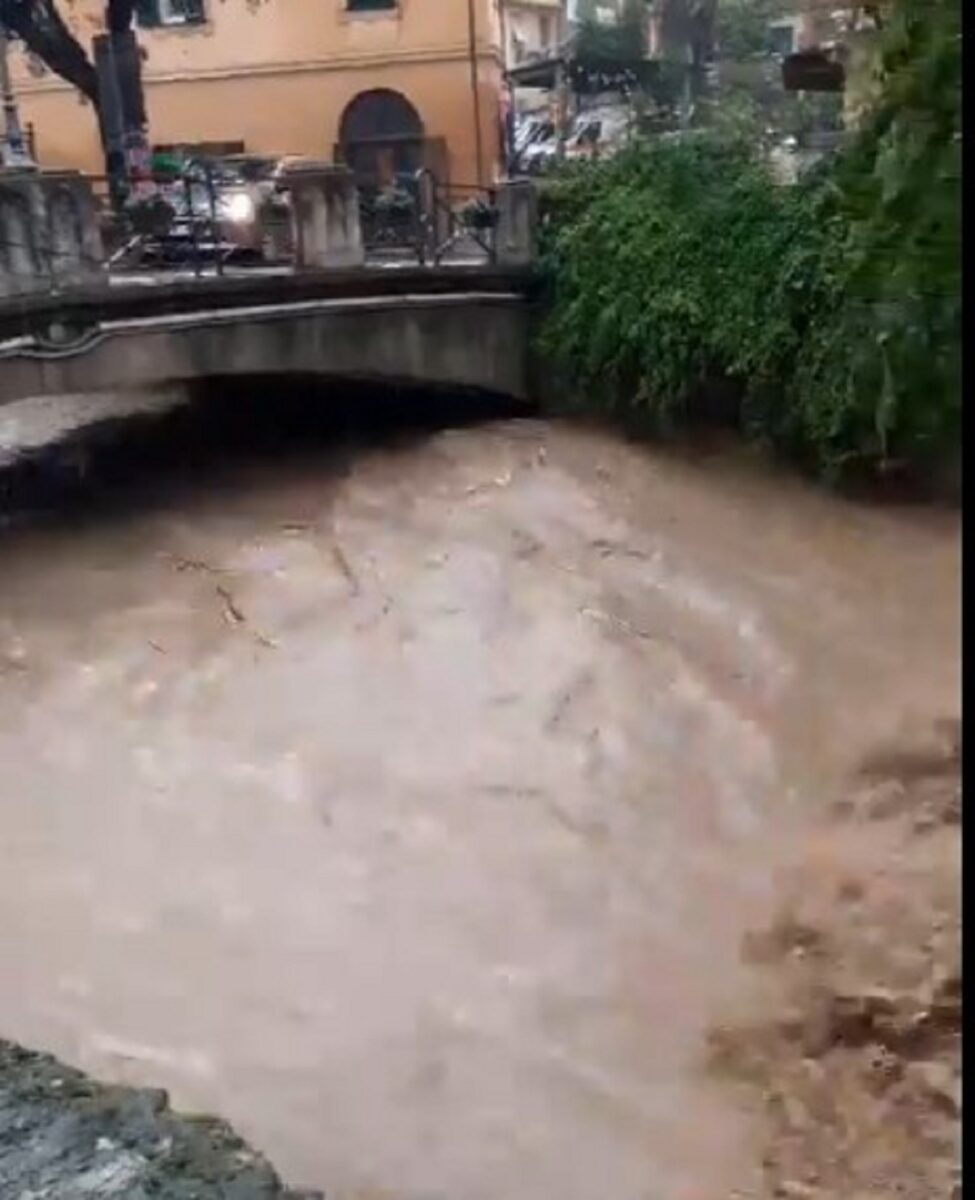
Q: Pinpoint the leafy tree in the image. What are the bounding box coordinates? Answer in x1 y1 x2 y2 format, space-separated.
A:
0 0 102 103
539 0 960 483
574 0 648 65
791 0 961 474
714 0 789 60
654 0 717 100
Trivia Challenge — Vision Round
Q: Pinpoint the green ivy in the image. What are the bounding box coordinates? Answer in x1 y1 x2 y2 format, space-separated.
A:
539 136 834 433
539 0 960 482
792 0 961 475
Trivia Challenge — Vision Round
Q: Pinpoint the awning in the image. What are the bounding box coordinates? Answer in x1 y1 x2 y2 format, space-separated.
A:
505 55 566 90
506 54 668 95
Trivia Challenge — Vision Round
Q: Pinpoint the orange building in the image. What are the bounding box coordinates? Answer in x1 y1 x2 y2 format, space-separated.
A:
10 0 505 187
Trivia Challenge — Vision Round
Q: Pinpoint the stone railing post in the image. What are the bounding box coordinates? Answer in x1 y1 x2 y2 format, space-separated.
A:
495 179 537 268
1 168 104 297
283 162 364 270
41 171 104 286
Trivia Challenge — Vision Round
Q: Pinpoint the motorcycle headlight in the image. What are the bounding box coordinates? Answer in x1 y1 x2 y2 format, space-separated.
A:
222 191 256 223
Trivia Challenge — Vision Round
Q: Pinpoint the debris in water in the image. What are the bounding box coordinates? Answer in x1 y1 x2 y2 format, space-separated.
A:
215 584 278 650
162 552 226 576
330 542 360 596
464 468 514 496
579 606 658 642
216 584 246 626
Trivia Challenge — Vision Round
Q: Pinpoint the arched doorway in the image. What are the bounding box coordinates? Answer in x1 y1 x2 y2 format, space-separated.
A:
338 89 425 188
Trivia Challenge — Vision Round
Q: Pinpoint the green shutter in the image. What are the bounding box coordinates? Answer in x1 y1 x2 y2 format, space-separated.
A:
136 0 158 26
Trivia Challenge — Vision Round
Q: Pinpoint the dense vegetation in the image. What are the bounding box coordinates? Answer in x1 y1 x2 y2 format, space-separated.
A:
539 0 960 482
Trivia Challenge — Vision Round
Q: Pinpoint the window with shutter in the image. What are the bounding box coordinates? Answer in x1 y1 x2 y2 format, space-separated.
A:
137 0 206 28
346 0 398 13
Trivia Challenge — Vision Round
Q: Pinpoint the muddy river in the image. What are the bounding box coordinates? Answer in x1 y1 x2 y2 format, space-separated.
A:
0 392 961 1199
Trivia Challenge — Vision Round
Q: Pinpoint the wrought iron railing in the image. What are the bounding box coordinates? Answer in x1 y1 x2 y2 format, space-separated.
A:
358 179 423 259
413 172 498 267
355 173 499 266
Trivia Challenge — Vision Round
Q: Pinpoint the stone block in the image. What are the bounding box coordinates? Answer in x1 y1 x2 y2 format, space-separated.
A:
495 180 537 269
283 162 364 270
0 169 104 297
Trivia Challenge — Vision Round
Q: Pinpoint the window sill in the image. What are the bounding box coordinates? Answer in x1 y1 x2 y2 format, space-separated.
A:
341 6 401 22
138 20 211 36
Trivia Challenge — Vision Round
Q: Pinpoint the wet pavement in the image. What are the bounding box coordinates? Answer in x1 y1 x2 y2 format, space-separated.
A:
0 395 961 1199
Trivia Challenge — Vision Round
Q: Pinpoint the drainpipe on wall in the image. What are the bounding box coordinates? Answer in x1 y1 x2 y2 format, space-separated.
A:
0 26 33 168
497 0 513 175
467 0 485 185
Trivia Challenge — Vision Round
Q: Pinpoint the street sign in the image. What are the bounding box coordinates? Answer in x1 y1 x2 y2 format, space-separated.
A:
782 50 845 93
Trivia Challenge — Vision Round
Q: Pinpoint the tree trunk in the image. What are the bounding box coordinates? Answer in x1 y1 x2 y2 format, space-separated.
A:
0 2 149 203
107 0 139 35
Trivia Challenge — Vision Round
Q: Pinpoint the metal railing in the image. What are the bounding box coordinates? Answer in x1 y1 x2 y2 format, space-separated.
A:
355 174 499 266
359 180 422 259
416 174 499 266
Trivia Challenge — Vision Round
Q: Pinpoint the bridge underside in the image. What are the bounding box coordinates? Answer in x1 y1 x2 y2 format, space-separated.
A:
0 290 530 409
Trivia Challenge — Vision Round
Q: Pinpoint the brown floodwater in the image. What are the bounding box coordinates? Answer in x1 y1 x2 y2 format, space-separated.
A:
0 394 961 1199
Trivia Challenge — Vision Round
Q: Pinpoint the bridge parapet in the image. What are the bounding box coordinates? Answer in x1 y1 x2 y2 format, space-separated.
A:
0 169 538 410
0 166 538 299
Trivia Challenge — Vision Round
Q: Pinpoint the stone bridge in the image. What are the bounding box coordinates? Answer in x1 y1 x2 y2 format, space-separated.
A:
0 165 537 409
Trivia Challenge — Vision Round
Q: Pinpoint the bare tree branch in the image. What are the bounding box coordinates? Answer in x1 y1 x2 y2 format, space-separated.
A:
0 0 99 103
0 1 139 105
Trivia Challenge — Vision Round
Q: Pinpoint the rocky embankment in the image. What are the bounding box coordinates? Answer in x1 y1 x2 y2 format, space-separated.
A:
0 1040 320 1199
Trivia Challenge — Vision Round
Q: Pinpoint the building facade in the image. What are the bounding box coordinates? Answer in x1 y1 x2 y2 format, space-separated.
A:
10 0 505 187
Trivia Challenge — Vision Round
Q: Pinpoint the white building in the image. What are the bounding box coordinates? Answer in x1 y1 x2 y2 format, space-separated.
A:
503 0 565 68
564 0 625 25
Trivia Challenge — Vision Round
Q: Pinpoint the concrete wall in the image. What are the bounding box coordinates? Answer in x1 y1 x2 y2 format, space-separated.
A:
11 0 505 187
0 293 530 406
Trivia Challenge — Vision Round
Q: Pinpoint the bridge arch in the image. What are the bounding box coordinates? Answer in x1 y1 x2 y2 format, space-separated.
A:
338 89 425 187
0 287 531 409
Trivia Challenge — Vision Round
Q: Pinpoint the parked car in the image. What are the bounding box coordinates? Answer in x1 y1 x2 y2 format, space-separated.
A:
520 124 559 174
149 153 302 262
564 106 632 162
184 154 293 257
511 115 553 166
515 119 557 174
107 152 304 269
519 107 632 174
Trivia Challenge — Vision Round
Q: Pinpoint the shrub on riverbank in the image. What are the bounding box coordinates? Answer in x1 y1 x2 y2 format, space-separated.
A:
538 0 960 482
538 138 835 445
